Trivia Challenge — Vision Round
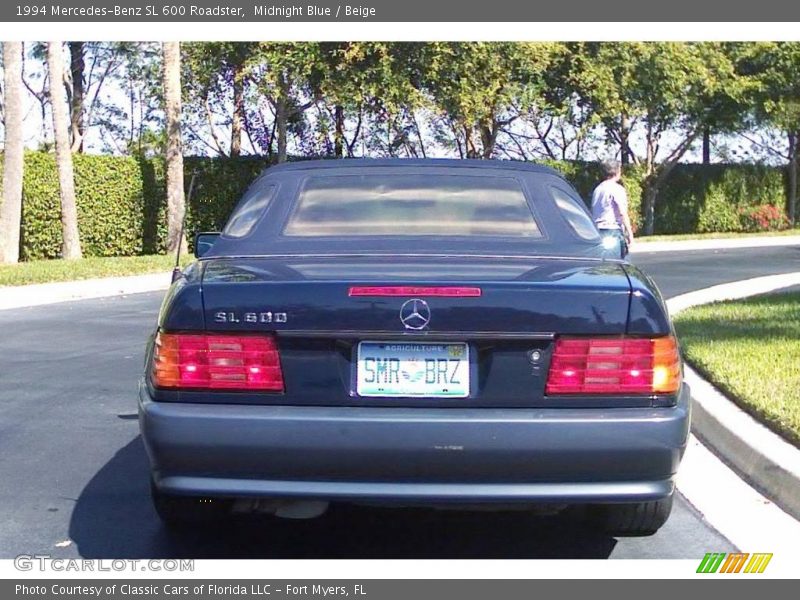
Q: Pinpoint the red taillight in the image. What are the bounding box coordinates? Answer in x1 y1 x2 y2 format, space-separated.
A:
348 286 482 297
151 332 284 391
545 336 681 395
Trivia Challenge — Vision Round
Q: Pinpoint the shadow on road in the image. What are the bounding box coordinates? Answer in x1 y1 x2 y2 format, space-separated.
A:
69 437 617 559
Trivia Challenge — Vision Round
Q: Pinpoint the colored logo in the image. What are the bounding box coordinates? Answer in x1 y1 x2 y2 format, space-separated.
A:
401 358 425 382
448 346 465 358
696 552 772 574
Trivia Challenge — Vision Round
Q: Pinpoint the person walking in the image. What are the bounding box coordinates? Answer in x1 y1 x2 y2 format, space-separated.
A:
591 160 634 257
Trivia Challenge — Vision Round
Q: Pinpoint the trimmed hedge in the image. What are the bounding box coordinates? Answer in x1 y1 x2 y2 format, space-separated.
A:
0 152 271 259
140 155 269 254
183 156 270 239
549 160 786 235
655 164 786 234
20 153 149 260
0 152 792 260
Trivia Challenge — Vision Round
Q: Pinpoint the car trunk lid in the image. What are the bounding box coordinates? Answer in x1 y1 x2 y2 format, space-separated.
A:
192 255 632 408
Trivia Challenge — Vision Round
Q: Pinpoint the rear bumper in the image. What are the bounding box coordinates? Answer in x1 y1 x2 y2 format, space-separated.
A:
139 381 691 504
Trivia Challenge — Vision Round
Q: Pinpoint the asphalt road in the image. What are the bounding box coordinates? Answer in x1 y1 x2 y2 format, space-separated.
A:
0 245 797 559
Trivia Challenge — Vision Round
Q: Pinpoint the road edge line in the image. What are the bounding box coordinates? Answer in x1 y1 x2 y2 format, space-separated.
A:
632 234 800 254
0 271 172 311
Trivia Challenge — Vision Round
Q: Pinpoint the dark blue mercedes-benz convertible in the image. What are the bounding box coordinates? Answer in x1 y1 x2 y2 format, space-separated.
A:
139 159 690 536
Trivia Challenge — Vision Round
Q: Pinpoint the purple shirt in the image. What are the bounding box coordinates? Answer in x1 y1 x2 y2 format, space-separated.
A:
591 179 628 230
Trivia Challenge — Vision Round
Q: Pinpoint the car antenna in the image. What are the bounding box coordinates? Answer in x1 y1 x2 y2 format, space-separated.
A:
172 171 198 283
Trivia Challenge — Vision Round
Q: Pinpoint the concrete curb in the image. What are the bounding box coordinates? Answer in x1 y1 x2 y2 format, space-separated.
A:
0 271 172 311
632 234 800 254
667 273 800 521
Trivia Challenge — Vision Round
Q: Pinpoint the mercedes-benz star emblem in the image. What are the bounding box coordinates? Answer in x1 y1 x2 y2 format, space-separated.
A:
399 299 431 330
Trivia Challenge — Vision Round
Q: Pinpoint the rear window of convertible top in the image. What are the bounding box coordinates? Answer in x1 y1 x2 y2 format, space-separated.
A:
282 173 542 238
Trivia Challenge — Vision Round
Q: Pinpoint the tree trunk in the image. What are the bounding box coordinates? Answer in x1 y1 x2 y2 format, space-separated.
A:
642 182 657 236
645 121 655 172
230 61 244 157
789 131 798 226
642 158 685 236
334 105 344 158
276 100 288 163
479 123 497 159
620 113 630 166
47 42 82 260
68 42 85 153
162 42 186 254
464 126 479 159
276 73 289 164
0 42 24 264
702 127 711 165
641 154 661 236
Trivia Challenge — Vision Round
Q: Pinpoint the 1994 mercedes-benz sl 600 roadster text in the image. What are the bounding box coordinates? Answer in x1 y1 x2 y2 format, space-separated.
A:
139 159 689 536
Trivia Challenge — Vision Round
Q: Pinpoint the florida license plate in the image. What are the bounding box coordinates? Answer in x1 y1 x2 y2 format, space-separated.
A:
356 342 470 397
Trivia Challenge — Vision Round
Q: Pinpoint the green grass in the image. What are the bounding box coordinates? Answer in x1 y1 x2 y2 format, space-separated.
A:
637 228 800 243
0 254 192 287
674 291 800 446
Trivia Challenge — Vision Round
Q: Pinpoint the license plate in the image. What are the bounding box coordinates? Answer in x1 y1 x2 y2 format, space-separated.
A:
356 342 470 398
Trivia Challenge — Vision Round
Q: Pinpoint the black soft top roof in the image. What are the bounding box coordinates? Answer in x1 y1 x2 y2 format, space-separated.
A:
261 158 563 177
204 158 610 260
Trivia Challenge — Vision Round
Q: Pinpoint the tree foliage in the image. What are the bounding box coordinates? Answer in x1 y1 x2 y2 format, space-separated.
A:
419 42 564 158
7 40 800 251
737 42 800 223
570 42 749 233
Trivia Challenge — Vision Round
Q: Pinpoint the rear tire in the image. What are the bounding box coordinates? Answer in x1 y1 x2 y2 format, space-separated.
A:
151 480 231 528
589 494 673 537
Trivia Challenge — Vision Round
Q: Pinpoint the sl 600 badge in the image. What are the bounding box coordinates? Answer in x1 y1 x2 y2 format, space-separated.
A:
214 311 288 324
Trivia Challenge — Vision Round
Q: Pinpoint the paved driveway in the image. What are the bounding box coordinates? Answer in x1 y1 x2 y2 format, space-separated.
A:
0 244 796 558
